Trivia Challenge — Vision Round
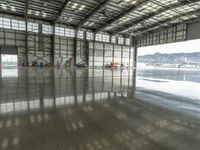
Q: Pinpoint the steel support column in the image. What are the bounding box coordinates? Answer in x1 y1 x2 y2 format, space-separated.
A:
25 0 29 65
133 39 138 68
51 24 55 65
103 43 105 68
121 45 123 66
112 43 114 64
74 29 78 66
92 34 95 68
129 36 133 68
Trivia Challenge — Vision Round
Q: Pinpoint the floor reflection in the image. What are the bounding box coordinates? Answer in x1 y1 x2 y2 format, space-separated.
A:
1 54 18 78
136 76 200 100
0 68 134 114
1 68 18 78
0 68 200 150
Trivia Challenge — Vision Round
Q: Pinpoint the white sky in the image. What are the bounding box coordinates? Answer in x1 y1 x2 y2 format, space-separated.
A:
1 55 17 62
138 39 200 56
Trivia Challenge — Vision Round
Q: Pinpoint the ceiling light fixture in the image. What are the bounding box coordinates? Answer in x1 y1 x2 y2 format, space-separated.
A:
28 9 32 14
35 11 40 16
10 6 16 11
79 5 85 10
42 12 47 17
68 18 73 22
72 3 78 9
89 22 94 26
84 22 90 26
1 4 7 10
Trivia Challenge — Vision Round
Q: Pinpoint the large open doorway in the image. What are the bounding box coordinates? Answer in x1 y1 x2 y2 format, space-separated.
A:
138 39 200 69
1 54 18 77
1 54 18 68
0 46 18 77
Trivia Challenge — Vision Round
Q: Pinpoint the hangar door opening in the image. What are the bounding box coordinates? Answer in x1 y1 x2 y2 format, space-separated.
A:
1 54 18 68
138 39 200 69
0 46 18 77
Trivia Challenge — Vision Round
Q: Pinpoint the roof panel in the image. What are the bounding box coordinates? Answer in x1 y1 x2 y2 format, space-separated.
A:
0 0 200 37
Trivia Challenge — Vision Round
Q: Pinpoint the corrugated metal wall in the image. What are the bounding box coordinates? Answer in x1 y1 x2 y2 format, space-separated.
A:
137 24 187 47
54 36 75 66
0 14 135 67
89 41 134 67
0 28 26 65
28 32 52 65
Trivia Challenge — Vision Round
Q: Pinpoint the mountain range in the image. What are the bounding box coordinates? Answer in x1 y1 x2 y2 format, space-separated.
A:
138 52 200 64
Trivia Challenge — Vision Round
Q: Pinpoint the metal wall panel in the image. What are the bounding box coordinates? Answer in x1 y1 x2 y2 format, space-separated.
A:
0 46 18 54
104 43 113 66
187 22 200 40
138 24 187 47
89 41 134 68
122 46 130 67
54 36 75 66
0 28 26 65
94 42 104 67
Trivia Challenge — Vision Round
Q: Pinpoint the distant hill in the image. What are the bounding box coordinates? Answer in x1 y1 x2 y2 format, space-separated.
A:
138 52 200 64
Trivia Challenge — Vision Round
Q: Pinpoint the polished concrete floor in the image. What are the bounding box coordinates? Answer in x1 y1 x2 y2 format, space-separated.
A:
0 67 200 150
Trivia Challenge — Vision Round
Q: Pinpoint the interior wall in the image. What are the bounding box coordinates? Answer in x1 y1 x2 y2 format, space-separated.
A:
0 28 26 65
76 39 87 65
0 14 135 67
137 24 187 47
54 35 75 66
89 41 134 67
0 28 54 66
28 32 52 65
0 27 134 67
187 22 200 40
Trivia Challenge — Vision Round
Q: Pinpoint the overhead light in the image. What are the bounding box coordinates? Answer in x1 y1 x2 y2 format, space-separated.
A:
28 9 32 14
35 11 40 16
124 0 137 5
42 12 47 17
79 5 85 10
89 22 94 26
44 2 47 7
67 1 71 6
84 22 90 26
10 6 16 11
1 4 7 10
1 4 17 11
72 3 78 9
105 26 113 30
68 18 73 22
131 1 137 4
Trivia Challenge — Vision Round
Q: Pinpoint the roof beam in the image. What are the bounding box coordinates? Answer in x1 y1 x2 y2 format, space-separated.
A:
0 10 95 32
25 0 29 64
54 0 71 23
144 17 200 36
113 0 200 34
0 10 54 22
96 0 150 32
126 9 200 36
77 0 111 28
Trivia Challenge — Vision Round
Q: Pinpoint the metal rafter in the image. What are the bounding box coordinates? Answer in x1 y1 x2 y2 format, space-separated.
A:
96 0 150 32
55 0 71 23
0 9 58 23
25 0 29 64
127 9 200 36
77 0 111 28
0 7 93 31
114 0 200 34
